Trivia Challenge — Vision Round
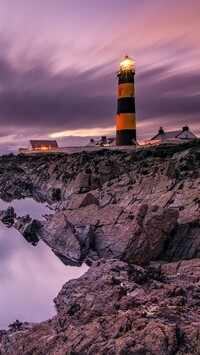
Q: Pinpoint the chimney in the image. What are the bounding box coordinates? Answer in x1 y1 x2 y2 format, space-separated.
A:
159 127 164 134
182 125 189 131
90 138 94 143
101 136 107 143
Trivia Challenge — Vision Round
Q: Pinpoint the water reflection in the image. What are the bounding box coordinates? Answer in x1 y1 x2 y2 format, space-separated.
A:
0 198 88 330
0 198 51 219
0 190 52 205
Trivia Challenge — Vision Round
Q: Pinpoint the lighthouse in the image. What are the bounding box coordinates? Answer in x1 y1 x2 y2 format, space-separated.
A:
116 55 136 146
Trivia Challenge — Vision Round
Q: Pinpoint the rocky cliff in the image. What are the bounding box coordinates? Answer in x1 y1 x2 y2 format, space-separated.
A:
0 140 200 354
1 259 200 354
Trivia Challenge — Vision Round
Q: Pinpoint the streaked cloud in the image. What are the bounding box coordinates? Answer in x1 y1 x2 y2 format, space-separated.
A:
0 0 199 153
50 126 116 139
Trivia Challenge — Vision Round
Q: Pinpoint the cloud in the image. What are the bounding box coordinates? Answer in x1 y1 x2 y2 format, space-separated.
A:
136 66 200 124
0 51 116 134
0 44 199 150
0 0 200 149
50 126 115 139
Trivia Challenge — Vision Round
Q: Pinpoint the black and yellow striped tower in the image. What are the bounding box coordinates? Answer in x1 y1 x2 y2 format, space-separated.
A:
116 55 136 146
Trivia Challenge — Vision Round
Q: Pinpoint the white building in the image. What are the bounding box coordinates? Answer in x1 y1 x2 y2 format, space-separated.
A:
145 126 197 145
86 136 116 147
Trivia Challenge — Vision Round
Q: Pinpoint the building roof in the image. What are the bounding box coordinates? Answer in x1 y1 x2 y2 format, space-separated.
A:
151 130 182 140
151 126 196 141
86 137 116 147
29 140 58 148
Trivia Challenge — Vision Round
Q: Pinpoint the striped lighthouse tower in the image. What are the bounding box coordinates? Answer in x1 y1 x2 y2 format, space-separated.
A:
116 55 136 146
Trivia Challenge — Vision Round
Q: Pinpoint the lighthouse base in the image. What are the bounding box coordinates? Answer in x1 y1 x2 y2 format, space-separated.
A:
116 130 136 146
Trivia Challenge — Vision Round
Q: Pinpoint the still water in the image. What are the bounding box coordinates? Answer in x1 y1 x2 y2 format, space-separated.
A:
0 198 88 329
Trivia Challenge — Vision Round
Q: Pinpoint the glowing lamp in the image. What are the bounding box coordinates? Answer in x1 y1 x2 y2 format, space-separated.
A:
120 55 135 71
34 145 50 150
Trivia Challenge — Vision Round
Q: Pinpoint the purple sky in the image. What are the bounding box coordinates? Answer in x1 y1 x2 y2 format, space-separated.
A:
0 0 200 153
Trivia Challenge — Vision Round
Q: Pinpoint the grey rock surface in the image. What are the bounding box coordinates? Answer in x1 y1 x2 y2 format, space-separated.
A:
39 211 82 264
0 141 200 264
0 141 200 353
160 258 200 284
0 206 16 227
33 203 178 265
1 259 200 355
14 215 41 245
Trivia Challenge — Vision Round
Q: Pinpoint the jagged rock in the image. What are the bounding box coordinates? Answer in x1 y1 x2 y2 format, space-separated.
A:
39 211 82 264
166 161 180 179
122 205 179 264
0 140 199 210
0 171 33 201
49 202 179 268
1 142 200 353
160 258 200 284
66 192 99 210
41 203 178 265
14 215 41 245
0 206 16 227
92 204 179 264
0 143 199 265
52 188 61 201
160 221 200 262
79 192 99 208
1 260 200 354
76 225 95 256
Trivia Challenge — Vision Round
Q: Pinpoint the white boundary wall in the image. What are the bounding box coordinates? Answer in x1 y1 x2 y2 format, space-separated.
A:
18 145 138 155
19 138 197 155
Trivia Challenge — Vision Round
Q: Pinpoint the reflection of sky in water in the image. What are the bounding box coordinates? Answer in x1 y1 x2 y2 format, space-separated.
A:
0 199 88 329
0 198 51 219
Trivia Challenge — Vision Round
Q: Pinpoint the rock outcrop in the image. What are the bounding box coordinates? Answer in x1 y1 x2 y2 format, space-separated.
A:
14 215 41 245
160 258 200 284
0 207 16 227
1 260 200 355
38 202 178 265
0 140 200 353
39 212 83 265
0 141 200 265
